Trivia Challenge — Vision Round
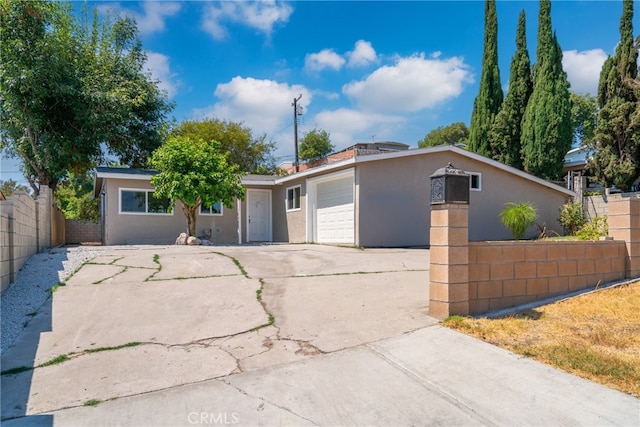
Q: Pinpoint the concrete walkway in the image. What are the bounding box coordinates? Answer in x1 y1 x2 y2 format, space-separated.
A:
1 244 638 426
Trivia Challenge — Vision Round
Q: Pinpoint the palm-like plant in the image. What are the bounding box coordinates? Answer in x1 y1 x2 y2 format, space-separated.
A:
498 202 538 240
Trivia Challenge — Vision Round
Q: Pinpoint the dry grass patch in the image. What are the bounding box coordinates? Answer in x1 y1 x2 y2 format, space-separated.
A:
443 281 640 397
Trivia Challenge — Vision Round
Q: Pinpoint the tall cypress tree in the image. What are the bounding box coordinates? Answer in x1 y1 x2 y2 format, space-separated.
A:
488 10 532 169
520 0 572 181
591 0 639 191
468 0 503 157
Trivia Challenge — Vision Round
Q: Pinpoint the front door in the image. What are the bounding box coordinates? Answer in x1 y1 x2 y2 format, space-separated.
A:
247 189 271 242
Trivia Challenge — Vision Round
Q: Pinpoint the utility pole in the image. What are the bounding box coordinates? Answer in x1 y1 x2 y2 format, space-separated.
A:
292 94 302 172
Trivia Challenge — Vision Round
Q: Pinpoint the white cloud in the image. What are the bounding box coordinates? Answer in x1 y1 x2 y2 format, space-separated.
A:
311 108 406 149
305 40 377 73
97 2 181 35
342 54 474 113
202 1 293 40
137 2 181 34
347 40 378 68
563 49 608 95
305 49 346 72
194 76 311 138
145 52 181 98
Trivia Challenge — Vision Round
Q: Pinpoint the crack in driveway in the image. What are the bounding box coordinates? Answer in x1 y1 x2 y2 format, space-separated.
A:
2 244 433 420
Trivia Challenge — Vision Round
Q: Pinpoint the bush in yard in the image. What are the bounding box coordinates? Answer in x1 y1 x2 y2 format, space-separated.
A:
559 200 587 235
498 202 538 240
576 215 608 241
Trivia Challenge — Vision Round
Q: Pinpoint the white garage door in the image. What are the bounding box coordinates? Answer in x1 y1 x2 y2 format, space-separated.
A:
316 176 354 244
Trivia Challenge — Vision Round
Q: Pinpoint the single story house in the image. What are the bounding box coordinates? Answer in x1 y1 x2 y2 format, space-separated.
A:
93 145 575 247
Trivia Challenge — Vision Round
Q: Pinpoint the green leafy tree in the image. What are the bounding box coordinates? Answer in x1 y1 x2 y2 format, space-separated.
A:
0 179 30 197
468 0 503 158
0 0 172 195
55 172 100 222
171 119 277 174
488 10 532 169
149 136 245 237
418 122 469 148
521 0 572 181
299 128 334 162
590 0 640 191
570 93 598 147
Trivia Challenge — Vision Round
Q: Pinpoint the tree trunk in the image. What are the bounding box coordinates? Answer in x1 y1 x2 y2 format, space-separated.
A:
182 204 198 236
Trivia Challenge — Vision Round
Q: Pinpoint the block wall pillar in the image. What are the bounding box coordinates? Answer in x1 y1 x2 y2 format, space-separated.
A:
609 193 640 277
429 203 470 319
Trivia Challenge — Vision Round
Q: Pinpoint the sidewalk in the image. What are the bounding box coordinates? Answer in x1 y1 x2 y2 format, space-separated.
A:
4 325 638 426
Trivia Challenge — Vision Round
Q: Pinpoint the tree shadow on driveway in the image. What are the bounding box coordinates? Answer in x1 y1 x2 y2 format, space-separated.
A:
0 248 72 426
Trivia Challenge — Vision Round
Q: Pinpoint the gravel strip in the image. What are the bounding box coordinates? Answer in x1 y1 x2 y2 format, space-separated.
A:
1 246 106 355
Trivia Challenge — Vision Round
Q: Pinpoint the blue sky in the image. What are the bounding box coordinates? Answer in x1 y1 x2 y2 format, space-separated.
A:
1 1 639 184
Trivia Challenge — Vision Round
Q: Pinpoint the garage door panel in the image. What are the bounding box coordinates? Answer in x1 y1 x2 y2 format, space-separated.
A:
316 176 354 244
317 178 353 209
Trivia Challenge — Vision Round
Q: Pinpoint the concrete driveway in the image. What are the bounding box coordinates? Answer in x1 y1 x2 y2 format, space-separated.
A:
1 244 435 420
3 244 638 426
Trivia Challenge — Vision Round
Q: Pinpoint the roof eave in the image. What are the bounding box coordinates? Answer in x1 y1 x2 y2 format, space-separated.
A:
353 145 576 197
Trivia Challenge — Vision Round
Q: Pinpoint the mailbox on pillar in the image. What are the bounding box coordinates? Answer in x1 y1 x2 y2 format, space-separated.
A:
430 163 470 205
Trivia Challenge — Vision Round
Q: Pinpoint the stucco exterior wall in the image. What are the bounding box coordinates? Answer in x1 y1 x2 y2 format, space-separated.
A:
278 178 307 243
356 151 571 247
271 185 288 242
198 201 239 244
101 178 240 245
356 157 431 247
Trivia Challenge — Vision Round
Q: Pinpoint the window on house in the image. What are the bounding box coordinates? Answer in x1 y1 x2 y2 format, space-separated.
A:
286 185 301 211
120 189 172 214
469 173 482 191
200 202 223 216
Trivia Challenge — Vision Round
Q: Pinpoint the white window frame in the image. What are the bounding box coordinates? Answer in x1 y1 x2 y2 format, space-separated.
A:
468 172 482 191
286 185 301 212
200 201 223 216
119 188 173 215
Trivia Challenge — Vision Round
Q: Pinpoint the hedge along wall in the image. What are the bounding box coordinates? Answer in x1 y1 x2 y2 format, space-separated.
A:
467 240 627 314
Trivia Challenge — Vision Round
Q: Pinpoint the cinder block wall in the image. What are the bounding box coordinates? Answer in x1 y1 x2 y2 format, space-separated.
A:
0 213 10 289
468 240 627 314
1 191 37 292
37 189 51 249
428 192 639 318
583 194 608 220
0 187 64 293
65 220 101 244
609 193 640 277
